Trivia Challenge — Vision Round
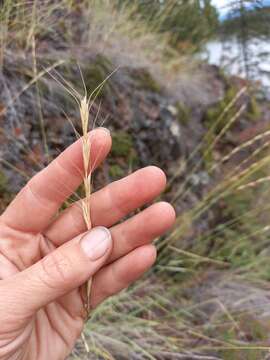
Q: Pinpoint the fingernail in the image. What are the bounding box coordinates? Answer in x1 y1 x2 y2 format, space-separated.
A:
80 227 111 261
97 127 110 135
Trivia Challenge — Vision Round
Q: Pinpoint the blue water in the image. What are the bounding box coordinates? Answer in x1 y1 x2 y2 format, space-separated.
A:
219 1 270 20
202 37 270 92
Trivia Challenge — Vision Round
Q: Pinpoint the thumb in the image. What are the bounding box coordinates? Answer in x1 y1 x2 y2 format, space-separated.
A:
1 227 112 319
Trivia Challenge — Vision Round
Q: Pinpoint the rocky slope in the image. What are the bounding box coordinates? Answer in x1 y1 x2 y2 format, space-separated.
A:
1 52 270 358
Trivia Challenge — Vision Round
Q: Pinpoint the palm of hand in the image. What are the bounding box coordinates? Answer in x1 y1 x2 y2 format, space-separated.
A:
0 129 175 360
0 227 84 360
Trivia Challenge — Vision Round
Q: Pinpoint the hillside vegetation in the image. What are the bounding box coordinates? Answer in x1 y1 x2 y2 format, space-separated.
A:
1 1 270 359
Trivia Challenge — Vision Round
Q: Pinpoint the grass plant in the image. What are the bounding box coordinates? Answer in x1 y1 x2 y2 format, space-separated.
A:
2 1 270 359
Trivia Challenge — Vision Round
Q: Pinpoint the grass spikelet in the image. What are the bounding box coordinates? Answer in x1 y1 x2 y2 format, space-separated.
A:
79 93 93 318
45 64 119 319
80 95 92 231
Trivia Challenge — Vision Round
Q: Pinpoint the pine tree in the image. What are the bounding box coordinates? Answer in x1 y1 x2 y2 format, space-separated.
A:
115 0 218 51
221 0 266 80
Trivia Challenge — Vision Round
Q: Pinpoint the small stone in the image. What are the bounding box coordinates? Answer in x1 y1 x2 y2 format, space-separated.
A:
170 122 181 137
167 104 178 116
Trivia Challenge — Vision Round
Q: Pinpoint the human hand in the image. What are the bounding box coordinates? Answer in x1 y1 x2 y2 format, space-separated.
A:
0 128 175 360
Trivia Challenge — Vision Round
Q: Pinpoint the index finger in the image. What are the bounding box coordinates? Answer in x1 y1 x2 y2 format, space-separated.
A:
1 128 111 232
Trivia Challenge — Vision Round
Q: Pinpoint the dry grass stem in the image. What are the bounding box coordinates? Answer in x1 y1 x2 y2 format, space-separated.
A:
78 93 93 318
210 128 270 172
80 95 92 231
168 86 247 191
172 103 247 204
236 176 270 191
45 65 118 319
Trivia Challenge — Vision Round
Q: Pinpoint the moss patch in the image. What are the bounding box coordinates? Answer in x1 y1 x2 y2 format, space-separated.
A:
83 54 114 98
132 68 162 93
247 96 261 121
109 164 125 179
176 102 191 125
0 171 8 193
111 131 134 158
0 171 12 212
203 86 238 168
109 131 138 179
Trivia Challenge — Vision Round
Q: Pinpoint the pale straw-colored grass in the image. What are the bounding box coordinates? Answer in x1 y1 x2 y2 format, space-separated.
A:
47 66 118 317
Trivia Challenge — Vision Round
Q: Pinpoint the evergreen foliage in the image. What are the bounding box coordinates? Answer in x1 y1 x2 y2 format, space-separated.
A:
115 0 219 51
220 0 270 80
